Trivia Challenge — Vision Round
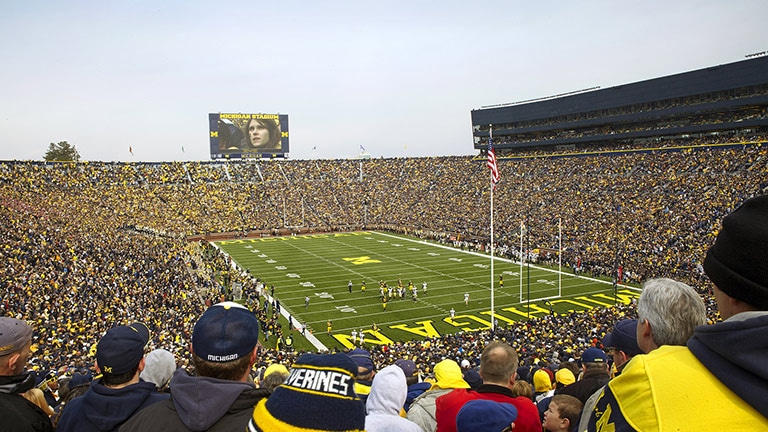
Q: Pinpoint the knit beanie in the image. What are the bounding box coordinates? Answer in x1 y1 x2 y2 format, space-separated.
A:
533 369 553 392
140 348 176 389
263 363 289 378
462 369 483 389
703 194 768 310
555 368 576 386
248 353 366 431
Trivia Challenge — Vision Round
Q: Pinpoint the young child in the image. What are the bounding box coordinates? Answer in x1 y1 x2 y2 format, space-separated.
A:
542 394 583 432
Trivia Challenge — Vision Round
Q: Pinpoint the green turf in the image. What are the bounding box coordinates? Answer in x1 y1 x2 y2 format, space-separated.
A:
215 231 639 351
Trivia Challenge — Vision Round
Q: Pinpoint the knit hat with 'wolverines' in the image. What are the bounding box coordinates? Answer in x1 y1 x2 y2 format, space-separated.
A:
248 353 366 431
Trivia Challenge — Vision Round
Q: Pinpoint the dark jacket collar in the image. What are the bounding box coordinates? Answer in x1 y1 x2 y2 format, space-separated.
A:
0 372 36 394
477 383 514 397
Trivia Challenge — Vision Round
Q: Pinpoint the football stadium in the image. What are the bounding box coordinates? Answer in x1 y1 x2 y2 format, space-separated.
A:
3 55 768 430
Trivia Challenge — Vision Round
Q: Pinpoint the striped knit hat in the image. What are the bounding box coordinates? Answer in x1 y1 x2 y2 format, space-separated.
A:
248 353 366 431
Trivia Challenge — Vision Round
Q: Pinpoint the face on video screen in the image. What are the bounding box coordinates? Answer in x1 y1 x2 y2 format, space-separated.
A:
210 113 288 159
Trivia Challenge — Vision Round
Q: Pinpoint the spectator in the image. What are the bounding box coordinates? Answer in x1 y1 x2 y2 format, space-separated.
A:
52 372 92 430
532 369 554 403
35 370 60 408
602 319 643 377
139 349 176 392
259 363 289 391
1 140 768 428
588 194 768 429
407 359 469 432
247 352 366 431
55 376 72 407
511 379 533 399
542 394 582 432
555 347 609 405
0 317 52 432
462 368 483 390
22 388 55 417
365 365 422 431
57 323 167 432
348 348 376 403
576 319 641 432
434 341 541 432
395 358 431 413
635 278 708 353
120 302 269 431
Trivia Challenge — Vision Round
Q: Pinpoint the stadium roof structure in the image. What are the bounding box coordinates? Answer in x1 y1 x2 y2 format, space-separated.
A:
472 55 768 151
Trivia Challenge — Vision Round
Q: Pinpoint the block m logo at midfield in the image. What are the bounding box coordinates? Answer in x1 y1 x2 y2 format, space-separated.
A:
343 256 381 265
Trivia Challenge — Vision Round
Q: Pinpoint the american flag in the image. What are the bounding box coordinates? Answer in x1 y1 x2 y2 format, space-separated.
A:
487 138 500 186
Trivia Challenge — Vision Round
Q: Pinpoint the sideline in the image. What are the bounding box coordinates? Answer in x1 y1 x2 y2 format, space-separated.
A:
207 242 330 351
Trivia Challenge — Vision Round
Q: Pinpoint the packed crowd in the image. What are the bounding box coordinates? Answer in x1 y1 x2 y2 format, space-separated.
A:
2 137 765 368
4 191 767 430
1 135 767 430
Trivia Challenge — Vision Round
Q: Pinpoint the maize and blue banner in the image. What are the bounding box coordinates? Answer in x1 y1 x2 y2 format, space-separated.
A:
209 113 289 159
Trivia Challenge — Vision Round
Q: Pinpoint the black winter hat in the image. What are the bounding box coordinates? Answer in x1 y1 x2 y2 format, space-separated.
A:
703 194 768 310
248 352 366 431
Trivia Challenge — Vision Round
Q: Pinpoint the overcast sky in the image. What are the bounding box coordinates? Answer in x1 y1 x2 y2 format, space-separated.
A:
1 1 766 162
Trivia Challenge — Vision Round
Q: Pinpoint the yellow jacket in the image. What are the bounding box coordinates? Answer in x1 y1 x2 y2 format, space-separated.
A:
588 344 768 431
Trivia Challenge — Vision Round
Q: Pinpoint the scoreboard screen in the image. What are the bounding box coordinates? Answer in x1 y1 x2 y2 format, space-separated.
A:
209 113 289 159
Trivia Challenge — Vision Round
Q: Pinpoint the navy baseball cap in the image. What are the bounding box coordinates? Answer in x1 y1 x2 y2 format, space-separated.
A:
602 319 643 357
347 349 375 372
395 359 416 377
96 322 149 375
192 302 259 363
581 347 608 364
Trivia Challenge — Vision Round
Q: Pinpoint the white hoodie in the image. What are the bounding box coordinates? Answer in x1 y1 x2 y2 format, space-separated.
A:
365 365 423 432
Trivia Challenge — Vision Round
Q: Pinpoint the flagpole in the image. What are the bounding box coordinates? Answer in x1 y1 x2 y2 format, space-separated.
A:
489 125 495 332
558 217 562 297
520 221 524 302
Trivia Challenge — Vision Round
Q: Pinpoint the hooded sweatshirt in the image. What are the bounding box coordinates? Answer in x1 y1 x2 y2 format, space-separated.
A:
588 312 768 431
1 372 53 432
118 368 270 432
57 379 167 432
365 365 422 432
407 359 469 432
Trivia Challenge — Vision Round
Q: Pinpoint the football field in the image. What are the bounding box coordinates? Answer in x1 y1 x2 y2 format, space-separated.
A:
215 231 639 351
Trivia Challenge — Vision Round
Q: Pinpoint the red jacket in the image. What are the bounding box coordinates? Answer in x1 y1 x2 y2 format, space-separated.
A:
434 384 541 432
